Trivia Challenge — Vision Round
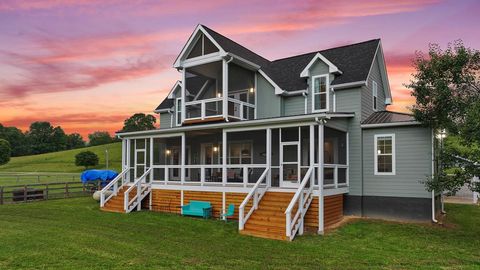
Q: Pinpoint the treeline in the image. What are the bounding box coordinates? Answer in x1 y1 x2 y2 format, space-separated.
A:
0 122 118 157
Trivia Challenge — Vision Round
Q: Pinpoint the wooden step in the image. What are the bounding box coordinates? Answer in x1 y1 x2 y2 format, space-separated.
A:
240 229 287 241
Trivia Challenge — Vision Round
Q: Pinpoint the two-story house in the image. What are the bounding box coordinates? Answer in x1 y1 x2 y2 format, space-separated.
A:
100 25 438 241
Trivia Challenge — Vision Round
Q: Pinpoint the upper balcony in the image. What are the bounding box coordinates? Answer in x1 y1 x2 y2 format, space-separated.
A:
182 60 256 124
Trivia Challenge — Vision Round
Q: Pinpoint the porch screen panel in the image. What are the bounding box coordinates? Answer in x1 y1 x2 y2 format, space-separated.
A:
324 127 347 165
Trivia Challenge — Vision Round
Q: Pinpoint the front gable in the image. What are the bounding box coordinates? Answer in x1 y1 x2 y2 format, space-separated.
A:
300 53 341 78
173 25 225 68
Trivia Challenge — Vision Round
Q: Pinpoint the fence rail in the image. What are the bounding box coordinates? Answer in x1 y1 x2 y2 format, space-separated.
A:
0 181 101 205
0 173 80 185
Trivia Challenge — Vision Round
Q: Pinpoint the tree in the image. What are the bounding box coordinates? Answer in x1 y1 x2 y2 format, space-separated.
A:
406 40 480 195
88 131 113 146
75 151 99 170
26 122 68 154
66 133 86 149
0 124 29 156
0 139 11 165
121 113 156 132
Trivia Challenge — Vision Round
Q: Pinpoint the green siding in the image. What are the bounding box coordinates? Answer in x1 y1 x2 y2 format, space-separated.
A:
283 96 305 116
256 74 282 119
362 126 432 198
159 112 172 129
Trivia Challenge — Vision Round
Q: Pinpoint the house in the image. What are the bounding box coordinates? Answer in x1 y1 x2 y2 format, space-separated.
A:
100 25 438 241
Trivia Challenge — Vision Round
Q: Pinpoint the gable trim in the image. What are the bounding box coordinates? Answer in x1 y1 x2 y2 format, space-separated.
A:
258 69 284 95
173 25 225 68
300 52 342 77
167 81 182 99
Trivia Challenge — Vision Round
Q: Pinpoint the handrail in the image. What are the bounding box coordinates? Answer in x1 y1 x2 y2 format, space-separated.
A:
100 168 129 207
185 97 222 105
285 166 314 240
124 168 152 213
238 168 269 230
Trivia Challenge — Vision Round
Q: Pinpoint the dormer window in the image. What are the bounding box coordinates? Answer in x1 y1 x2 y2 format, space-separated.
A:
372 81 378 111
186 33 219 59
312 75 329 112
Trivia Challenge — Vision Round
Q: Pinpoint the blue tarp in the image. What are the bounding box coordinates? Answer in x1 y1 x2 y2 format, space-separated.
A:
80 170 118 185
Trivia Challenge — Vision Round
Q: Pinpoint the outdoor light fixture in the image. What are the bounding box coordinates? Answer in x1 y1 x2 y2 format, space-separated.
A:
377 150 381 154
213 146 218 152
165 149 171 155
217 93 222 98
249 87 254 93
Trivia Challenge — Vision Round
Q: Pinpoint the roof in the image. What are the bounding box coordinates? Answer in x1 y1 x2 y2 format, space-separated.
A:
155 98 174 111
202 25 380 91
362 111 416 125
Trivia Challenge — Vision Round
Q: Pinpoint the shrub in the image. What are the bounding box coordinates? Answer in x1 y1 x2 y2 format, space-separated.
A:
75 151 99 170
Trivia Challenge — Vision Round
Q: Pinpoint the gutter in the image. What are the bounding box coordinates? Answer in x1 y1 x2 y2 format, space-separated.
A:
331 81 367 90
281 89 308 97
361 121 422 129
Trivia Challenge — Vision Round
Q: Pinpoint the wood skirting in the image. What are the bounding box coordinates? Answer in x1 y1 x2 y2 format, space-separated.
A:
305 194 344 230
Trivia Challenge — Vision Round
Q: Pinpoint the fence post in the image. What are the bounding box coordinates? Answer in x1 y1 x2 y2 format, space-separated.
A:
65 182 69 198
24 185 27 203
0 187 3 205
45 184 49 200
37 175 40 183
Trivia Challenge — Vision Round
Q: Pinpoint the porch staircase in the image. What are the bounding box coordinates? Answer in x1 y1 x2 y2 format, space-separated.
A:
240 192 294 240
101 186 136 213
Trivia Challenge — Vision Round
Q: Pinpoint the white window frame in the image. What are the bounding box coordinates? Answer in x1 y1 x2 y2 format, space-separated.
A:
374 134 396 175
372 80 378 111
175 98 182 126
311 74 329 113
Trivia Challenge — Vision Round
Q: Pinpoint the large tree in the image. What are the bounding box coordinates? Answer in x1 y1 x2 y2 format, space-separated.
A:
88 131 114 146
66 133 86 149
26 122 68 154
0 124 29 156
406 40 480 195
121 113 156 133
0 139 11 165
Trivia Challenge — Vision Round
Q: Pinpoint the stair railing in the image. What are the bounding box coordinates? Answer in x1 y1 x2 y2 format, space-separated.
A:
124 168 152 213
285 166 315 240
100 168 130 207
238 168 269 230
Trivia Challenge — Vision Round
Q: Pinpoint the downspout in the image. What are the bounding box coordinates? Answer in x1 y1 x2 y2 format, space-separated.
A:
431 129 438 223
302 92 308 114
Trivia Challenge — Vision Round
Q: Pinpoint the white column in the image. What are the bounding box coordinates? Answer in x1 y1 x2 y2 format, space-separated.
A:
222 130 227 186
121 139 126 170
318 123 325 235
150 137 154 182
222 59 228 119
181 133 186 184
181 68 186 123
266 128 272 187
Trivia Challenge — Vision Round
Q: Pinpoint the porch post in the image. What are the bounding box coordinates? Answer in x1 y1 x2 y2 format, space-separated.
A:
222 59 228 119
126 139 131 182
181 68 186 123
122 139 126 171
318 122 325 235
222 129 227 186
266 128 272 187
150 137 154 182
181 133 186 184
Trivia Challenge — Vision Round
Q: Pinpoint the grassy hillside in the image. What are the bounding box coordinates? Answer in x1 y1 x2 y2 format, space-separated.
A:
0 142 122 173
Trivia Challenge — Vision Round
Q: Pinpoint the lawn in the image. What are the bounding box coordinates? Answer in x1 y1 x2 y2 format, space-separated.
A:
0 143 122 185
0 199 478 270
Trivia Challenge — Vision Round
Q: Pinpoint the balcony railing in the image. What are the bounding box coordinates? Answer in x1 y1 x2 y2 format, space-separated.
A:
183 97 255 122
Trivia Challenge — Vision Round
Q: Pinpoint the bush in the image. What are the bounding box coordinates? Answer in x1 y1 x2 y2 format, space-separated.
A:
75 151 99 170
0 139 11 165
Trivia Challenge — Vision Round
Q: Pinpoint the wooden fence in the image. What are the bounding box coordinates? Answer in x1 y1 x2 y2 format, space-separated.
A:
0 181 102 205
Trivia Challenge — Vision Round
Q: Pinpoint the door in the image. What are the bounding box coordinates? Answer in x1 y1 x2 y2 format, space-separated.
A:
134 149 146 180
280 142 300 187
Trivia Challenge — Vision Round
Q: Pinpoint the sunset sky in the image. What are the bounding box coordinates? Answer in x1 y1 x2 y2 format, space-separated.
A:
1 0 479 138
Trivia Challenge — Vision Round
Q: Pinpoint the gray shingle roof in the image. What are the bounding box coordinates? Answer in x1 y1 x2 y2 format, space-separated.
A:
362 111 416 125
155 98 174 111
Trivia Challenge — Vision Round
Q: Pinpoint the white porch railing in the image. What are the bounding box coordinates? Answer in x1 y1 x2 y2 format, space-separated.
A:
100 168 130 207
184 97 223 121
322 164 349 189
124 168 153 213
285 166 315 240
238 168 270 230
227 98 255 120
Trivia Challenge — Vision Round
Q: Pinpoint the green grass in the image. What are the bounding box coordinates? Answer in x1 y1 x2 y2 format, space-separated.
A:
0 143 122 173
0 200 478 270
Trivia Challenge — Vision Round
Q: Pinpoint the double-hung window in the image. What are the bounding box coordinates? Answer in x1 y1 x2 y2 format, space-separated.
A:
374 134 395 175
175 98 182 126
372 81 378 111
312 75 329 112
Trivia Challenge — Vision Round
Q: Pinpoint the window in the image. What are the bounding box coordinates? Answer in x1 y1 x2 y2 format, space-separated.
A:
228 142 252 164
186 34 219 59
312 75 329 112
372 81 378 111
175 98 182 126
374 134 395 175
